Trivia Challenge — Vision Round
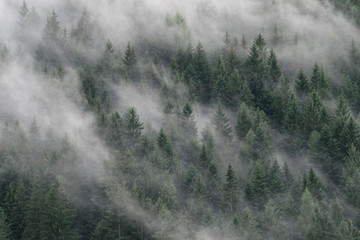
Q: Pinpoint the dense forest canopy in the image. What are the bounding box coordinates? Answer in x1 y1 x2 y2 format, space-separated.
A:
2 0 360 239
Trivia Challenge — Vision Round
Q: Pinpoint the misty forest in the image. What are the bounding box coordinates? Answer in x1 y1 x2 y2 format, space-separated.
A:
4 0 360 239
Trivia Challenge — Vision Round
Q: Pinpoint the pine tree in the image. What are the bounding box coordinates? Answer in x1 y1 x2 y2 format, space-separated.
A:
283 161 294 189
224 163 237 216
0 208 11 240
192 42 212 103
105 112 123 150
283 94 303 134
231 70 254 106
310 63 329 96
123 42 136 67
40 181 79 240
245 42 265 96
235 102 253 139
212 57 232 106
268 160 284 193
212 101 232 142
123 107 143 145
71 8 92 46
245 160 269 208
295 69 310 96
298 188 318 239
19 0 29 28
303 91 324 135
123 42 137 80
268 49 282 83
157 128 174 160
43 10 61 43
8 179 27 240
306 167 325 200
23 177 46 240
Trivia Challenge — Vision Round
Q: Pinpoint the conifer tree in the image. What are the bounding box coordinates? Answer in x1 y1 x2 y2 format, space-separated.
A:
295 69 310 96
283 94 303 134
212 101 232 142
245 160 269 208
192 42 212 103
224 163 237 216
40 181 79 240
268 49 282 83
298 188 318 239
305 167 325 200
43 10 61 43
105 112 123 150
8 179 27 240
23 178 45 240
123 42 137 80
0 208 11 240
235 102 253 139
231 70 254 106
71 8 92 46
123 107 143 145
282 161 294 189
157 128 174 160
268 160 284 193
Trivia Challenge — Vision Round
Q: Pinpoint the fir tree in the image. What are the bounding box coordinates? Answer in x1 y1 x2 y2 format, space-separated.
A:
212 101 232 142
295 69 310 96
224 163 237 216
123 107 144 145
40 181 79 240
105 112 123 150
235 102 253 139
268 49 282 83
0 208 11 240
43 10 61 43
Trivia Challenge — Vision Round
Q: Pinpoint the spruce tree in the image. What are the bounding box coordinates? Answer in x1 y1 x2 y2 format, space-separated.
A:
192 42 212 103
40 181 79 240
268 49 282 83
0 208 11 240
283 94 303 134
105 112 123 150
235 102 253 139
123 107 144 145
23 178 45 240
224 163 237 216
43 10 61 43
212 101 232 142
295 69 310 96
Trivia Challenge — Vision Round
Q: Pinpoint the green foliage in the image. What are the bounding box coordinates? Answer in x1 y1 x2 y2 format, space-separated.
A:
235 103 252 139
124 107 144 145
295 69 310 96
0 207 11 240
212 101 232 142
224 163 237 215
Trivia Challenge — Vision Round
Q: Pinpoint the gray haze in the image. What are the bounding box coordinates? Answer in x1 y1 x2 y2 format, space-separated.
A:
1 0 359 239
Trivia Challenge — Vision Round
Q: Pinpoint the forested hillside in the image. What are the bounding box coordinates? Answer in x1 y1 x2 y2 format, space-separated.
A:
2 0 360 239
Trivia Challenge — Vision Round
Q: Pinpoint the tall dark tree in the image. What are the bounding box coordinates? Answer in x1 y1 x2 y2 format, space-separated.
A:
224 163 237 216
0 207 11 240
123 107 144 145
212 101 232 142
295 69 310 96
105 112 123 150
123 42 137 80
23 178 45 240
192 42 212 103
40 181 79 240
235 103 253 139
268 49 282 84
